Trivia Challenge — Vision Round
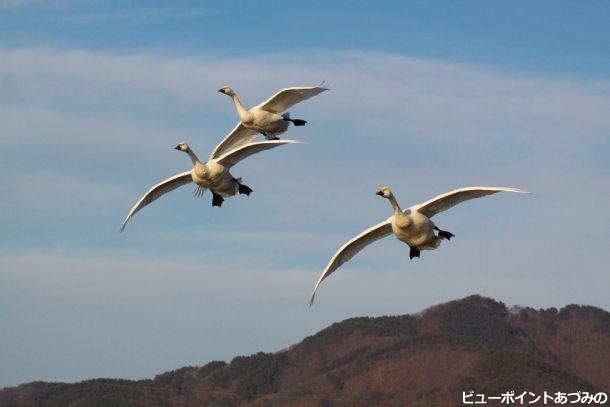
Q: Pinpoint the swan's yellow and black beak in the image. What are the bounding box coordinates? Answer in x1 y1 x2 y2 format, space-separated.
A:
174 145 181 150
376 190 384 196
218 88 225 93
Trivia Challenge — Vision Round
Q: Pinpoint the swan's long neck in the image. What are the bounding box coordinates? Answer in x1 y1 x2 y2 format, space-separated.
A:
230 94 249 121
185 147 201 166
388 194 403 215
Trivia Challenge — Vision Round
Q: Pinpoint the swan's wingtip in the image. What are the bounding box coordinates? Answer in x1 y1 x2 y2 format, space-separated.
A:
495 187 532 194
119 217 130 233
259 139 302 145
309 283 322 306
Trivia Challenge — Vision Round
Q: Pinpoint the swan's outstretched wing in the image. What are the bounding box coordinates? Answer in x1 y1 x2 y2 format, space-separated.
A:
412 186 530 218
120 171 192 232
310 219 393 305
209 122 259 160
256 85 329 113
216 140 301 168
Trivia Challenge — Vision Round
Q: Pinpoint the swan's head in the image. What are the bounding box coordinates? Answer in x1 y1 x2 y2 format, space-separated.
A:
218 86 235 96
376 186 392 199
174 142 189 152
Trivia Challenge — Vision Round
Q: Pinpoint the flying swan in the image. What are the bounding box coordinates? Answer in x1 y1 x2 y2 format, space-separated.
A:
120 139 299 232
218 84 329 145
309 186 530 305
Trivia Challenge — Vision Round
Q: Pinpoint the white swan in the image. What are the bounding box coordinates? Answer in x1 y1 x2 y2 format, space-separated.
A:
218 84 329 143
120 139 299 232
309 186 530 305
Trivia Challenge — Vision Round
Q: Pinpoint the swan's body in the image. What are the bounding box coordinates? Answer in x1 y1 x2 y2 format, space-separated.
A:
382 188 443 251
218 85 328 141
392 208 441 250
309 186 529 305
120 139 299 232
238 107 290 136
188 148 236 197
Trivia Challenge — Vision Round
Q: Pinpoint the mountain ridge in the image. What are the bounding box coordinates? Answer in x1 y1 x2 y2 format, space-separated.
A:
2 294 609 406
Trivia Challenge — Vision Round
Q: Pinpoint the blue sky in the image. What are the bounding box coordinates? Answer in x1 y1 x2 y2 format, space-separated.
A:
1 0 609 388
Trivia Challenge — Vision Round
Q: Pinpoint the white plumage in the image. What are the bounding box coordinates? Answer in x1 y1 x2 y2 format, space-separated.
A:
120 140 299 232
309 186 530 305
218 84 329 141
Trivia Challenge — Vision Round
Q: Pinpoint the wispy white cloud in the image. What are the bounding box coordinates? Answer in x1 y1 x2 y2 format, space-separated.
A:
1 48 609 139
52 7 216 24
0 0 214 22
1 46 608 253
0 169 133 220
0 0 99 9
0 250 320 386
0 0 45 7
0 251 312 302
1 46 609 386
1 47 608 224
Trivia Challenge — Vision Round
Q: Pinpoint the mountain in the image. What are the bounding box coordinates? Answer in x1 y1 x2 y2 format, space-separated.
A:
2 295 609 406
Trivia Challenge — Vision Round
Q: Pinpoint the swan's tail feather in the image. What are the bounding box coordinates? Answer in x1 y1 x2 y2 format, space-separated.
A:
193 186 207 198
281 112 290 120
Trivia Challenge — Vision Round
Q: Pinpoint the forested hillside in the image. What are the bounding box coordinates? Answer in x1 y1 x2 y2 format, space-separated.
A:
2 295 609 406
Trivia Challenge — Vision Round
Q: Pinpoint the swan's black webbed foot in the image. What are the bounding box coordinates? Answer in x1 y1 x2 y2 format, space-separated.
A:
232 178 253 196
409 245 420 260
282 116 307 126
291 118 307 126
434 226 455 240
238 184 253 196
211 190 224 207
